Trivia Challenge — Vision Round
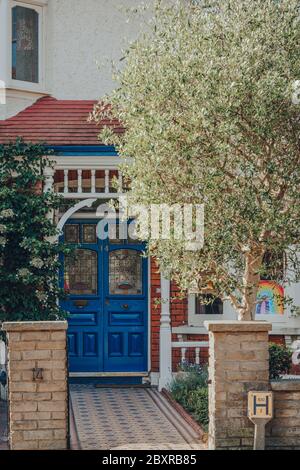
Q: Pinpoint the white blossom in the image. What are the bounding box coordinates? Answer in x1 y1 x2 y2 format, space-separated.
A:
17 268 31 279
30 258 44 269
0 209 14 219
36 291 47 302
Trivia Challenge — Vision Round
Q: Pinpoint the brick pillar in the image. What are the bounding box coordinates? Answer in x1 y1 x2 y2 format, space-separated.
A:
204 321 272 450
2 321 68 450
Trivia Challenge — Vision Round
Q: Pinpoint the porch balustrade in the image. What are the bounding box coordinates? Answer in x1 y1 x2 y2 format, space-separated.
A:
172 341 209 365
53 168 123 199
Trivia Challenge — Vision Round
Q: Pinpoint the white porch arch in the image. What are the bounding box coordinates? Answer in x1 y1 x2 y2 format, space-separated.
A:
56 198 97 235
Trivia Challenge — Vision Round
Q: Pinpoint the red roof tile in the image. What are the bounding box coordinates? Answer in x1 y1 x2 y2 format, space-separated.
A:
0 96 124 146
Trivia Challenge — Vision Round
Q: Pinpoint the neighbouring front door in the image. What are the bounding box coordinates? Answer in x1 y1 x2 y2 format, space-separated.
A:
60 220 148 373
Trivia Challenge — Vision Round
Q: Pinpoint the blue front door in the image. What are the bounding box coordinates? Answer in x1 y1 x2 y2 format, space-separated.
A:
60 220 148 373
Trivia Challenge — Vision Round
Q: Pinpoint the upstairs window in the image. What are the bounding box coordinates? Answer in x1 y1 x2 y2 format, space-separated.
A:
12 5 39 83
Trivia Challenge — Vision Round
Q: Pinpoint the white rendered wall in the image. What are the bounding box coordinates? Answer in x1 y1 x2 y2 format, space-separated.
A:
46 0 148 100
0 0 151 117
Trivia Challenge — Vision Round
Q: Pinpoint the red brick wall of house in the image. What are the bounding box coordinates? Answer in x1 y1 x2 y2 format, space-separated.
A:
291 363 300 375
269 335 285 345
170 282 188 328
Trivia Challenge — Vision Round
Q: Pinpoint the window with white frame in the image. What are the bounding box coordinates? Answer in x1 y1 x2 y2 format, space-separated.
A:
189 294 223 326
195 294 223 315
10 1 45 88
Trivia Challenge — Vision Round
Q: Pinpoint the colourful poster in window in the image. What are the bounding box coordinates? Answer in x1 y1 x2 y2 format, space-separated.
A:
256 281 284 315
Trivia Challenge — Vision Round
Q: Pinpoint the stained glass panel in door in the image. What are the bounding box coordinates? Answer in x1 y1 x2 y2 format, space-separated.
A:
109 250 142 295
64 249 97 295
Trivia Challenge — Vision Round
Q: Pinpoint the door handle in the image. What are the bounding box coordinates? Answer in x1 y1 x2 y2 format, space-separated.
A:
122 304 129 310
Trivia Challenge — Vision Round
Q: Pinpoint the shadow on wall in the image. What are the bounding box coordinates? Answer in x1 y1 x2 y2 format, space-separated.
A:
0 394 8 450
0 339 8 449
0 340 7 401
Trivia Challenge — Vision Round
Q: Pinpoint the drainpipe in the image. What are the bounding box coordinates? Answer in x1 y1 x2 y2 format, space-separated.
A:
158 274 172 391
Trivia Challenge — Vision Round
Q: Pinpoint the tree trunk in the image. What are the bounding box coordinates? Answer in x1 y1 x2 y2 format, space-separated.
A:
238 248 264 321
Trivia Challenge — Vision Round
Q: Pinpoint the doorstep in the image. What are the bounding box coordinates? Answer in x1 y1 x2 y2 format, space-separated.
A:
69 372 149 377
68 373 150 386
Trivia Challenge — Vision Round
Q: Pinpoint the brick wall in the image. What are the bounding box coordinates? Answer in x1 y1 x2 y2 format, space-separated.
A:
266 380 300 449
269 335 285 345
150 258 161 372
170 282 188 327
290 362 300 375
2 321 68 450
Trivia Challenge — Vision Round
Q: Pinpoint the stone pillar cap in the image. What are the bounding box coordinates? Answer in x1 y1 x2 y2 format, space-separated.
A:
2 321 68 332
204 320 272 332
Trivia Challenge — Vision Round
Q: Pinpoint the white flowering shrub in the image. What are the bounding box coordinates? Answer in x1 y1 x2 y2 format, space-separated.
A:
0 139 70 323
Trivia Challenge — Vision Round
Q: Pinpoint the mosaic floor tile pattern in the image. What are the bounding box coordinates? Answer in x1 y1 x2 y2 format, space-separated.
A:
70 385 205 450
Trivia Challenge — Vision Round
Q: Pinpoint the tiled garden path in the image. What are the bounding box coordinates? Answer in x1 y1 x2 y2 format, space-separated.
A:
70 385 206 450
